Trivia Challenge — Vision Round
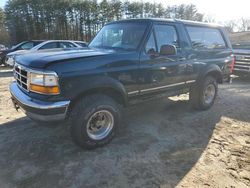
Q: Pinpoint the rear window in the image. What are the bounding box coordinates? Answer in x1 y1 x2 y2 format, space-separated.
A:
186 26 226 50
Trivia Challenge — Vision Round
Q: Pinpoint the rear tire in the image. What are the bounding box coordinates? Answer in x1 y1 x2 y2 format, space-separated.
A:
70 94 121 149
190 76 218 110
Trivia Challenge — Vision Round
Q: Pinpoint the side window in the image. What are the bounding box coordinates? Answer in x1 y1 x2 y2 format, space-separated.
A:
20 42 34 50
145 32 157 54
154 25 179 52
186 26 226 49
59 42 77 48
39 42 58 50
76 42 87 47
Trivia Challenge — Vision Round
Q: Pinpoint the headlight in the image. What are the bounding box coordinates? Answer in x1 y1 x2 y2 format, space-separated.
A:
29 72 60 95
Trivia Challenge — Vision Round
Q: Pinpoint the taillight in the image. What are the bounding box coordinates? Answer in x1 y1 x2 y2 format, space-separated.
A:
230 56 235 74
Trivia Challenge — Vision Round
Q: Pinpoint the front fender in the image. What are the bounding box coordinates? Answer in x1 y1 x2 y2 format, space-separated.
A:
61 74 128 104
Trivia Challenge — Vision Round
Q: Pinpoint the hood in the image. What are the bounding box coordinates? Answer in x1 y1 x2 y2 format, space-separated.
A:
15 48 114 69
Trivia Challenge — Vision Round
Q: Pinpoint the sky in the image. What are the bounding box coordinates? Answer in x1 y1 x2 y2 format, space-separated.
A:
0 0 249 23
157 0 250 23
0 0 6 8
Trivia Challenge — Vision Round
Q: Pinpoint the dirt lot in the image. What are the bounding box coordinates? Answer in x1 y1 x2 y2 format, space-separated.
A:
0 67 250 188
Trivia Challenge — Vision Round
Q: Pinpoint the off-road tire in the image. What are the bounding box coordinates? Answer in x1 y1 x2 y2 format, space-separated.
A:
190 76 218 110
70 94 121 149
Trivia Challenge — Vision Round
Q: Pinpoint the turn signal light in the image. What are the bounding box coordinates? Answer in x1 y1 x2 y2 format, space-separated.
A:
30 84 60 95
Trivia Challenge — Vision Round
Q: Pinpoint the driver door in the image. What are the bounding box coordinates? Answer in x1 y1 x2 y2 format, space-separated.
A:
139 23 189 95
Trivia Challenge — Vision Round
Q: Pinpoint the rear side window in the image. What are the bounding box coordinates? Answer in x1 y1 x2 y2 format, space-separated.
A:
75 42 87 47
59 42 77 48
186 26 226 50
39 42 58 50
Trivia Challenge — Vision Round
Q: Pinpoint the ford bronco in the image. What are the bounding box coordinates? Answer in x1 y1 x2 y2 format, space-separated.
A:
10 19 234 149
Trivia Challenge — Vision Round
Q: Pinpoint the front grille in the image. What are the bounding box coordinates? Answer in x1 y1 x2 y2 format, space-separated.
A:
14 64 29 91
234 54 250 72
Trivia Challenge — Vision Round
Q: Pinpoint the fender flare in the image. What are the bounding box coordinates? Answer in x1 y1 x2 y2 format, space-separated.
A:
67 75 128 106
198 64 223 84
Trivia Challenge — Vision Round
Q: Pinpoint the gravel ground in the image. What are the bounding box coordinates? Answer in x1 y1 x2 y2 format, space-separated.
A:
0 68 249 188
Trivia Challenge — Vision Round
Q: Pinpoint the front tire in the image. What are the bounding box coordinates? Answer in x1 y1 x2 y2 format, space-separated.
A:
190 76 218 110
70 94 121 149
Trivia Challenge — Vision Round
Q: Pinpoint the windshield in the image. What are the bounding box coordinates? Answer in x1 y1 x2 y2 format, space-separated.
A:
89 23 148 51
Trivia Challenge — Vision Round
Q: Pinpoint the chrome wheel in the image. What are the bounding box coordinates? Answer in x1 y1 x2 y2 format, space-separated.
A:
204 83 216 104
86 110 114 140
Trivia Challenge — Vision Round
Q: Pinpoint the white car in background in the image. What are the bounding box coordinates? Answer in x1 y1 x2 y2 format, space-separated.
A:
6 40 87 66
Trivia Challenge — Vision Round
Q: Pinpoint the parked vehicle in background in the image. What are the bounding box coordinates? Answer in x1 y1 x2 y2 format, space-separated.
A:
74 41 88 47
5 40 86 66
10 19 234 149
232 42 250 76
0 40 45 66
0 44 7 50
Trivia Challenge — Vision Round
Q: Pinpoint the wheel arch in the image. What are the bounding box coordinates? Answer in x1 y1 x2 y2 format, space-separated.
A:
66 80 128 117
199 64 223 84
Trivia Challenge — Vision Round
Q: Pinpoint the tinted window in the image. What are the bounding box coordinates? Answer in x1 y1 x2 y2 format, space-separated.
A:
89 23 147 50
20 42 34 50
76 42 87 47
39 42 58 50
59 42 77 48
154 25 179 51
187 26 226 49
145 32 157 54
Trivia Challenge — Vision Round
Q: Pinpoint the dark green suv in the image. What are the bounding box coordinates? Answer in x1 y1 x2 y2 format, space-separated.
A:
10 19 234 149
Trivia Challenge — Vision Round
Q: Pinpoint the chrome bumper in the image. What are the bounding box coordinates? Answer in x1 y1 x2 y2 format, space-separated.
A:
10 82 70 122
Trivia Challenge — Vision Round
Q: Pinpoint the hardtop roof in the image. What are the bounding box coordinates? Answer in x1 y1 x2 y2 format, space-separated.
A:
107 18 223 28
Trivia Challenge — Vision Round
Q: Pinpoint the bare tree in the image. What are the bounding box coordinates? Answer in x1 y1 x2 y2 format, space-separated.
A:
238 18 250 31
224 20 237 33
203 15 216 23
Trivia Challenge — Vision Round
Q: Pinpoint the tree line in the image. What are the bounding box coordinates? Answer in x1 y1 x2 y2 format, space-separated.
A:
1 0 205 45
0 7 9 45
225 18 250 33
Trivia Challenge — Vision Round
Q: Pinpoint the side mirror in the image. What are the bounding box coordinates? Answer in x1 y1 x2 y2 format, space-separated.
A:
160 44 177 56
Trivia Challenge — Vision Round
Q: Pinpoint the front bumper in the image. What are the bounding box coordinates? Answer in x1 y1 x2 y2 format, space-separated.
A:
10 82 70 122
